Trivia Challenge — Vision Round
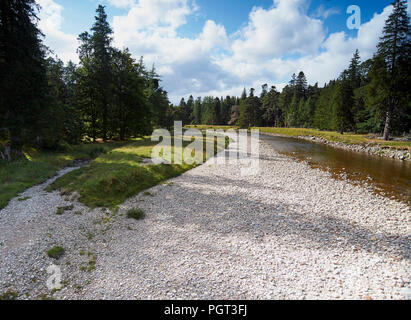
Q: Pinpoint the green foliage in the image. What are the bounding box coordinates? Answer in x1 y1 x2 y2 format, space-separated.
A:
56 205 74 215
331 80 354 134
46 136 224 208
0 290 18 300
253 127 411 150
0 141 125 210
177 4 410 137
126 208 146 220
375 0 411 139
47 138 200 208
0 0 49 157
46 246 65 259
238 89 262 128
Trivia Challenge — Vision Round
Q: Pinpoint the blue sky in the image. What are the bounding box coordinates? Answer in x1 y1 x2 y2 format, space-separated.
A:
36 0 407 103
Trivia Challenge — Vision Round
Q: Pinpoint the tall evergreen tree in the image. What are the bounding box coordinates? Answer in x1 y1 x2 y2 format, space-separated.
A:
146 64 169 129
347 49 362 89
0 0 49 158
261 86 280 126
376 0 410 139
192 97 202 125
332 79 354 134
295 71 308 100
112 49 150 139
90 5 114 141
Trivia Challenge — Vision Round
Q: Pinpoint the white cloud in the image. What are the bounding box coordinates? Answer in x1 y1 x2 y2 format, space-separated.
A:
231 0 325 62
36 0 397 103
110 0 229 100
216 1 393 94
37 0 79 63
107 0 136 9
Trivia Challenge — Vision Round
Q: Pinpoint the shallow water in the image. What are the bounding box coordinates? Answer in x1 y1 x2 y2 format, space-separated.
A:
261 134 411 205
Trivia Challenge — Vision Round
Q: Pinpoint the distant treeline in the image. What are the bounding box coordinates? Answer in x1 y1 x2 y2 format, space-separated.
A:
0 2 173 160
173 0 411 140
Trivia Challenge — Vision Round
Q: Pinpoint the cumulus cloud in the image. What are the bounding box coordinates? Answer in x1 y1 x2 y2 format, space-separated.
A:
37 0 79 63
36 0 396 102
111 0 229 99
231 0 325 62
107 0 136 9
217 0 392 93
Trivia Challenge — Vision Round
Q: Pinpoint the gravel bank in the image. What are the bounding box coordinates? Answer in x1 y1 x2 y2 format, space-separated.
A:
0 136 410 300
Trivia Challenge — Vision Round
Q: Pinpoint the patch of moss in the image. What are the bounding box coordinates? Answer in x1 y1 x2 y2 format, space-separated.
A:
17 197 31 201
56 205 74 215
46 246 65 259
126 208 146 220
0 290 18 300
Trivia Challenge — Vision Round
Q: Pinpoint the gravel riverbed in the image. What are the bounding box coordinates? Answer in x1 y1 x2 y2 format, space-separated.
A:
0 136 410 300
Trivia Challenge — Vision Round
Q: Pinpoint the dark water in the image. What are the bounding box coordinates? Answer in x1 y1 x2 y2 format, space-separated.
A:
261 134 411 205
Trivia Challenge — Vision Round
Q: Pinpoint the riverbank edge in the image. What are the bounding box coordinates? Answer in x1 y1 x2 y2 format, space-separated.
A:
260 132 411 161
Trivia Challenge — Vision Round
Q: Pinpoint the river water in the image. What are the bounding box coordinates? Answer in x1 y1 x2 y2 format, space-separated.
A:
260 134 411 205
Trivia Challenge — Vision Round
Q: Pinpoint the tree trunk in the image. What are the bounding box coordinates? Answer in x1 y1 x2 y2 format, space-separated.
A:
0 144 11 161
383 107 392 141
9 128 24 160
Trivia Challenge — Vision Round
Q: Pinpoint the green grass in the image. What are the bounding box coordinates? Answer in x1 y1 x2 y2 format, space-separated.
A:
56 205 74 215
186 125 240 131
186 125 411 150
126 208 146 220
46 246 65 259
0 141 128 210
0 290 18 300
46 136 224 209
253 127 411 150
17 196 31 201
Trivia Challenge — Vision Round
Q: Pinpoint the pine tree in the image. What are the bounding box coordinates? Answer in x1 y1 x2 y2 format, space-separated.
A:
241 88 247 100
332 79 354 134
261 86 280 126
286 94 299 127
146 64 169 129
213 97 222 125
186 95 194 124
193 97 202 125
0 0 49 158
112 49 150 139
348 49 362 89
376 0 410 139
295 71 308 100
91 5 114 141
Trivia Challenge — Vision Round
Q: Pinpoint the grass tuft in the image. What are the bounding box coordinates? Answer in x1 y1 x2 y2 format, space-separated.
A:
46 246 65 259
17 196 31 201
0 290 18 300
126 208 145 220
56 205 74 215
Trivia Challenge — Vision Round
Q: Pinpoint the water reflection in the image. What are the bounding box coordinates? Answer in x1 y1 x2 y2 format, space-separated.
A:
261 134 411 205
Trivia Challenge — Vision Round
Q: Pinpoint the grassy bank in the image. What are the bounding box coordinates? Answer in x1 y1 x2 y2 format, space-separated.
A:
186 125 411 150
46 135 225 208
0 142 128 210
186 125 240 131
254 127 411 150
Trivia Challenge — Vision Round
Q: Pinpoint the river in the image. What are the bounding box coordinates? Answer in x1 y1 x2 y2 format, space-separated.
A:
260 134 411 205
